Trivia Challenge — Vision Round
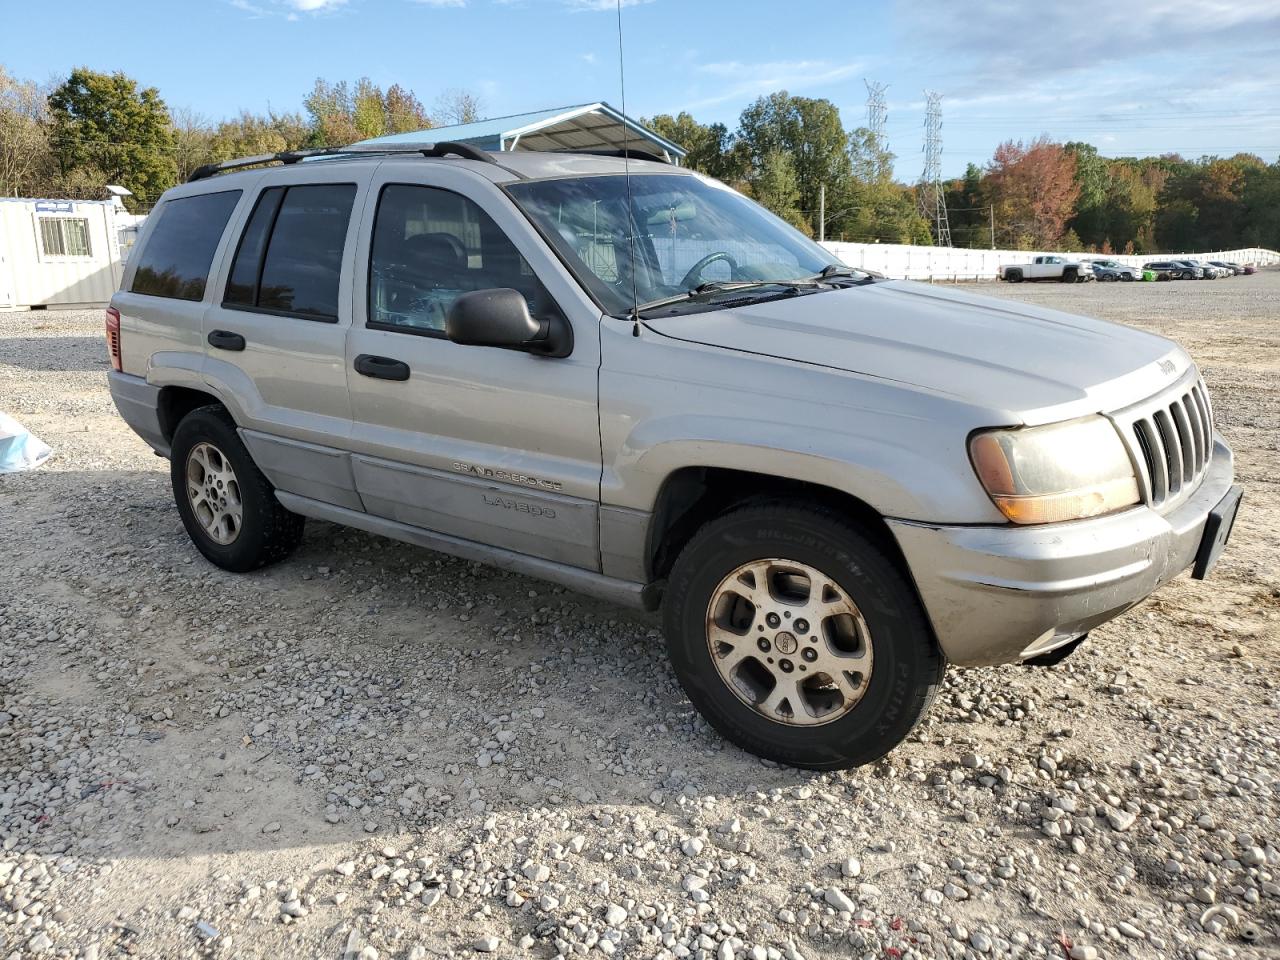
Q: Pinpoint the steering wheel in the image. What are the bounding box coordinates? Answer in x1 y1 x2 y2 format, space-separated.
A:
679 251 739 289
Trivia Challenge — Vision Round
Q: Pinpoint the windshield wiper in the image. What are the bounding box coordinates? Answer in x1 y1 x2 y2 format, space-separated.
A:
632 279 826 315
805 264 877 283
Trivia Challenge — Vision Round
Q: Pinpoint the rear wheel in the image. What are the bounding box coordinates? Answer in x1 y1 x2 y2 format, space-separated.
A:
170 405 304 572
1006 269 1023 283
662 503 946 769
1060 268 1078 283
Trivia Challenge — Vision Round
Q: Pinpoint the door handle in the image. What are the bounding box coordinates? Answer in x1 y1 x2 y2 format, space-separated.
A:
207 329 245 351
354 354 410 381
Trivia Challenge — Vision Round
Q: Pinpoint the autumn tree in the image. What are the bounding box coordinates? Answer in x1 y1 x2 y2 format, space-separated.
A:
304 77 430 145
433 88 482 126
985 136 1080 248
0 67 54 197
208 110 310 162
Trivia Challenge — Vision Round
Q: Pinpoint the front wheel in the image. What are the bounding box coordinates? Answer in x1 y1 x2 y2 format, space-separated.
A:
662 503 946 769
170 405 304 572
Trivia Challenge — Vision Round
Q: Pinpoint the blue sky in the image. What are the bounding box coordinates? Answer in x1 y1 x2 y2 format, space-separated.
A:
5 0 1279 179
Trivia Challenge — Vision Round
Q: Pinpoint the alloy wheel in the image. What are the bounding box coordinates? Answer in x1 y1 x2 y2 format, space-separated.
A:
185 441 243 545
705 558 874 726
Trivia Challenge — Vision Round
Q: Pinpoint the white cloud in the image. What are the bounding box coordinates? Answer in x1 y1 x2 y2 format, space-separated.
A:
410 0 466 6
685 59 861 109
226 0 348 17
564 0 654 11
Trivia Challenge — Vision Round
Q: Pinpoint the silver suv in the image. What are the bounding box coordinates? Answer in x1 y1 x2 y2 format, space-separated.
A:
106 143 1242 769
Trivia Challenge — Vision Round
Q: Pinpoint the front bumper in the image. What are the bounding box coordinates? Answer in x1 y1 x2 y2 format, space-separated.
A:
888 436 1236 667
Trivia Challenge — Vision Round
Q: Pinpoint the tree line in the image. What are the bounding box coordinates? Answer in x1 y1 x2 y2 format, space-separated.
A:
0 64 482 209
649 99 1280 253
2 63 1277 253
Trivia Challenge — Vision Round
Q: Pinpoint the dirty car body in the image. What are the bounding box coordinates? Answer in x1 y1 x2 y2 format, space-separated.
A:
105 147 1241 768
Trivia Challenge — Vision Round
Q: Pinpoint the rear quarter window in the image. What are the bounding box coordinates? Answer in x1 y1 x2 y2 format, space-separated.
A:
131 190 242 301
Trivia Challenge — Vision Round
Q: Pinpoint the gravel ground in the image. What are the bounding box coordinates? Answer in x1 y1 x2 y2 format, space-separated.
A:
1 272 1278 960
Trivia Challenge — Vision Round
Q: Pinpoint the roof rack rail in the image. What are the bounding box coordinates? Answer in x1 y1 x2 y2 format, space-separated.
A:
556 147 673 165
186 141 500 183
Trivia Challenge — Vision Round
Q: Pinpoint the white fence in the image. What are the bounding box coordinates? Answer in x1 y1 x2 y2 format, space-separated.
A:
820 241 1280 282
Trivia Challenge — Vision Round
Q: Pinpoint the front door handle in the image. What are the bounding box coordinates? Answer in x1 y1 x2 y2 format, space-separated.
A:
207 329 245 351
354 354 410 381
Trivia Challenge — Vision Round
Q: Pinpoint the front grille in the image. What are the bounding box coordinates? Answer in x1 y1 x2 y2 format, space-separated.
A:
1120 376 1214 507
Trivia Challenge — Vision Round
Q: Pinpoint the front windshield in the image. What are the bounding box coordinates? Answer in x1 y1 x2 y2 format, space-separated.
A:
506 173 848 316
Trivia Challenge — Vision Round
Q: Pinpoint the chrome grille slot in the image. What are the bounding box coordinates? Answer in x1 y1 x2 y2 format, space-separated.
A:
1118 372 1214 509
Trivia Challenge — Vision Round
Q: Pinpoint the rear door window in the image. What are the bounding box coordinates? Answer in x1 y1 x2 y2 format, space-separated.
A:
131 190 242 301
224 183 356 322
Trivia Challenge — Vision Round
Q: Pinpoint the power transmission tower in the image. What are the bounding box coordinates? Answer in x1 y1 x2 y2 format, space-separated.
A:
864 79 890 183
864 79 888 147
918 90 952 247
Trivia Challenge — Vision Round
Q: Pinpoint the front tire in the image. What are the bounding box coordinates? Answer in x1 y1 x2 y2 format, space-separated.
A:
170 405 304 572
662 503 946 769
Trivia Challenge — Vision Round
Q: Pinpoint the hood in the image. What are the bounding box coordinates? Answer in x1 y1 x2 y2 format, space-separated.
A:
643 280 1189 423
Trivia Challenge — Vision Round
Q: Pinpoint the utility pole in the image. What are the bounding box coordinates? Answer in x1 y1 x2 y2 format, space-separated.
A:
918 90 952 247
989 204 995 250
819 183 825 242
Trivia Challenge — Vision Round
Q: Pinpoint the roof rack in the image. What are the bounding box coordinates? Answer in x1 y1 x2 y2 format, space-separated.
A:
556 147 674 165
186 141 500 183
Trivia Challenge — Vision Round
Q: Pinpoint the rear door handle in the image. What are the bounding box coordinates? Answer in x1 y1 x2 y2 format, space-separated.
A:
207 330 245 351
354 354 410 381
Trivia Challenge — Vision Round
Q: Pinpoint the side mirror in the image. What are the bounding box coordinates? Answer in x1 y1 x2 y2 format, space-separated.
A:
445 288 571 358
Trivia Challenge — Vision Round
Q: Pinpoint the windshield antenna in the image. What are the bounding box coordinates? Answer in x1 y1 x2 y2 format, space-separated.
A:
615 0 641 337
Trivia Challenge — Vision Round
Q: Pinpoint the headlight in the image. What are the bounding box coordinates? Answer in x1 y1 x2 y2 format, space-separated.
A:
969 415 1140 524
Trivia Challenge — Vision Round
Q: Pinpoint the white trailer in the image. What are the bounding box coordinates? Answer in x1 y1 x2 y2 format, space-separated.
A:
0 197 133 310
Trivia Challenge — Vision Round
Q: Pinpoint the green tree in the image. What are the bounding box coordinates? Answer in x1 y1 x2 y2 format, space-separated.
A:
747 149 807 233
645 111 747 183
48 68 175 207
834 128 929 244
1065 142 1111 247
737 92 852 236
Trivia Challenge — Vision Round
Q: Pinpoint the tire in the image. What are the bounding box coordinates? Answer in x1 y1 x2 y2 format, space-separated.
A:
169 404 304 572
1006 269 1023 283
1122 272 1135 282
662 502 946 770
1060 268 1077 283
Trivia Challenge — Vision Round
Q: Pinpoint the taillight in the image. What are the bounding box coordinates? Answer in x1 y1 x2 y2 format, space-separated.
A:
105 306 122 372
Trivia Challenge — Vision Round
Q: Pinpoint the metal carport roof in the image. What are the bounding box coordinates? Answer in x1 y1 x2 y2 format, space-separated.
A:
355 102 687 162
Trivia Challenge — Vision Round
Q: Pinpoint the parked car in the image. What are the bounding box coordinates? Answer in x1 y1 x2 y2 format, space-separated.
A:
998 255 1092 283
1243 264 1258 275
105 144 1243 769
1177 259 1217 279
1087 259 1140 281
1191 259 1230 279
1142 261 1181 281
1208 261 1243 276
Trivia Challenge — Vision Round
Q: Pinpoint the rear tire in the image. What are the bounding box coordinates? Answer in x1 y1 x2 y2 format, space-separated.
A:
1060 268 1078 283
1006 269 1023 283
662 502 946 770
170 405 304 572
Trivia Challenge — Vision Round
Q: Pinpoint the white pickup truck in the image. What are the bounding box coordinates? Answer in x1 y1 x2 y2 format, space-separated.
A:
998 255 1092 283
